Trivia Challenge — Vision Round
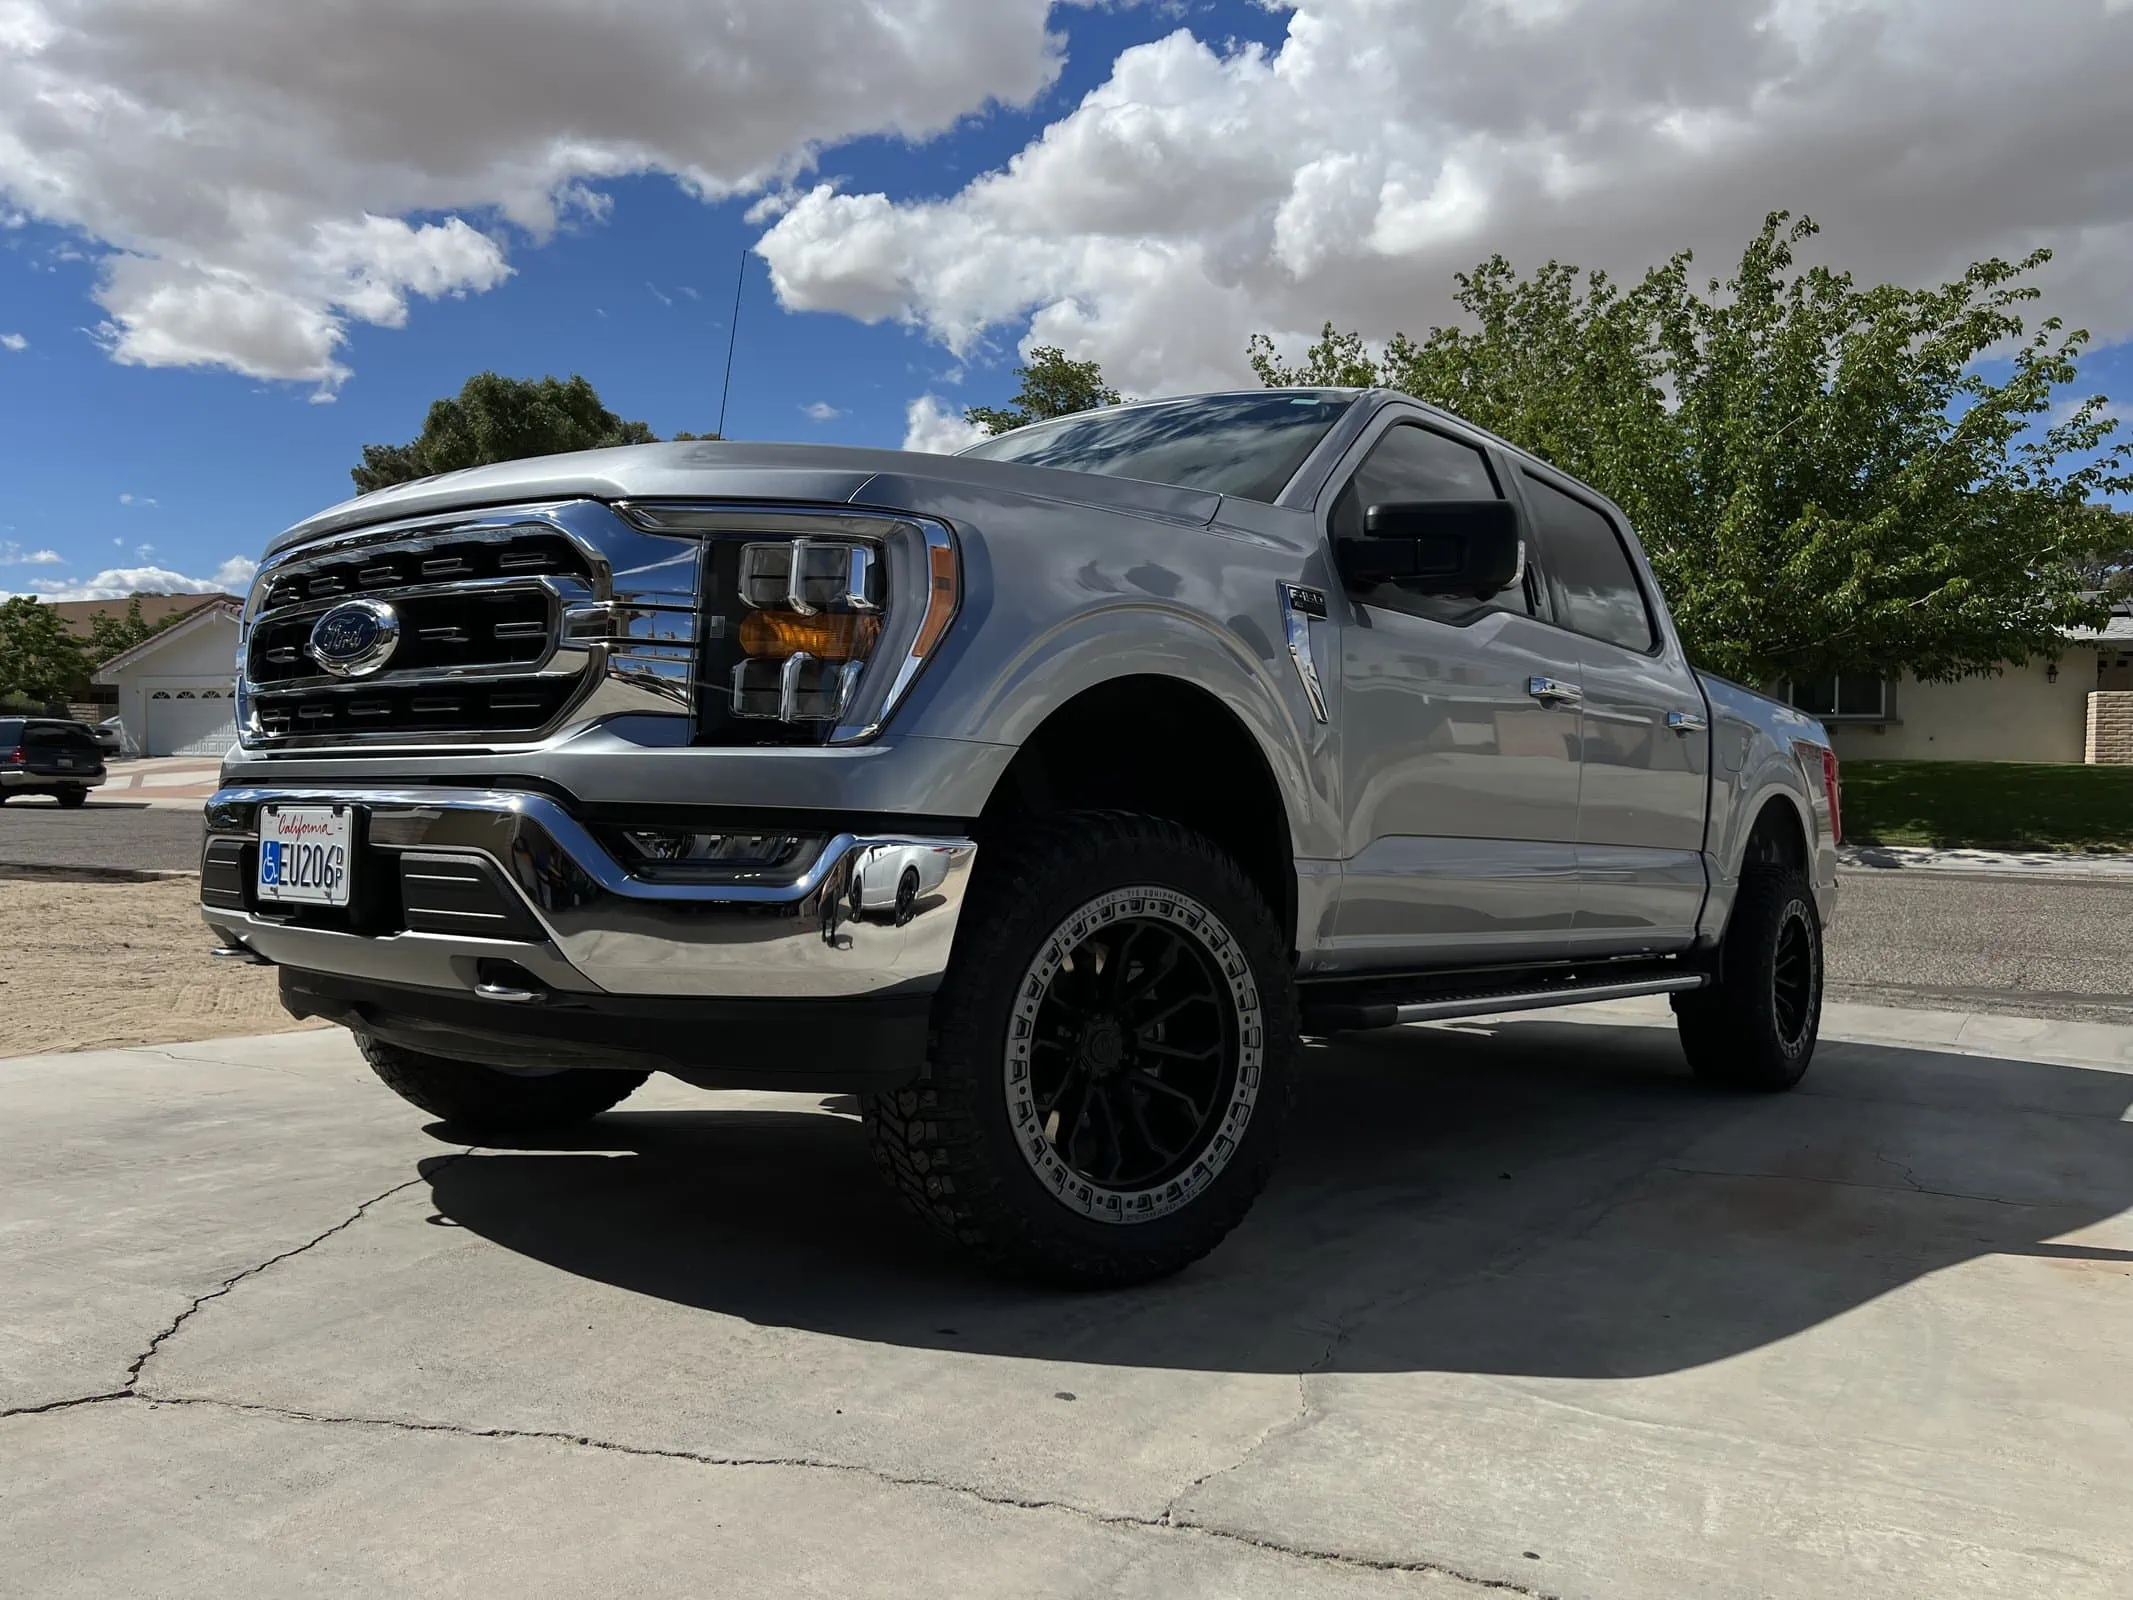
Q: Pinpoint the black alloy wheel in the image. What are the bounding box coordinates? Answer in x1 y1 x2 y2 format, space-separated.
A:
863 811 1298 1287
1769 898 1817 1052
1673 863 1823 1092
1020 909 1238 1195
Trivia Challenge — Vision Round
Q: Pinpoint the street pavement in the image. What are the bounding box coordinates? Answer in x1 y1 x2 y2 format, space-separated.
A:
0 797 204 874
1829 866 2133 1022
4 1000 2128 1598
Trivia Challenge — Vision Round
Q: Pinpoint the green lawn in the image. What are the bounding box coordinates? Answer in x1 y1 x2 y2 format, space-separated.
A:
1840 760 2133 852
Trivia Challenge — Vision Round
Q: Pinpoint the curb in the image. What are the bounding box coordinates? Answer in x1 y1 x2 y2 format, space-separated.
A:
1838 844 2133 879
0 862 198 884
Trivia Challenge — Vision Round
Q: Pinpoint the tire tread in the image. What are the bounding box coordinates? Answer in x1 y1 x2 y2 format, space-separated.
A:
863 811 1298 1287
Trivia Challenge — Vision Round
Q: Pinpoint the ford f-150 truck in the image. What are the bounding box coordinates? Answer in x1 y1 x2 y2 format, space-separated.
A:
201 389 1839 1286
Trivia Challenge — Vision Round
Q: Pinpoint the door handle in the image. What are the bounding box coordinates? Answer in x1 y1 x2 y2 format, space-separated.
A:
1666 709 1708 735
1526 676 1582 707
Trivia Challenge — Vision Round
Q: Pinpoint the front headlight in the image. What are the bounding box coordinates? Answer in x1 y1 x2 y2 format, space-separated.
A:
615 506 960 746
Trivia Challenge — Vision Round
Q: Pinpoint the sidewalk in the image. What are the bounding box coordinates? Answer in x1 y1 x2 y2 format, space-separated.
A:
96 757 223 807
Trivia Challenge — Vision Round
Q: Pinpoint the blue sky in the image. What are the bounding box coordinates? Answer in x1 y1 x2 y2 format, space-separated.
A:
2 0 2127 597
0 1 1291 596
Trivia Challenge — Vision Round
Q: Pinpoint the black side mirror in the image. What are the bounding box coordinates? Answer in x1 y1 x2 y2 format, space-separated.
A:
1337 499 1525 599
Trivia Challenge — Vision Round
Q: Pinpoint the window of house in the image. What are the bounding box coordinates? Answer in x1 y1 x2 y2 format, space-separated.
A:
1332 424 1538 623
1787 675 1888 720
1520 472 1656 653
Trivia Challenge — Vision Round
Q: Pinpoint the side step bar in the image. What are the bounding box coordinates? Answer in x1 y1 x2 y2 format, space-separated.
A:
1302 973 1707 1035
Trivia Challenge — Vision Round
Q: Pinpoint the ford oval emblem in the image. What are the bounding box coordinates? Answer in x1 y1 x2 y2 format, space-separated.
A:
307 599 401 678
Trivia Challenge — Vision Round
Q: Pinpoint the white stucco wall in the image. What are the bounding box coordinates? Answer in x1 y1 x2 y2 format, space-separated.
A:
1824 650 2102 765
101 612 240 755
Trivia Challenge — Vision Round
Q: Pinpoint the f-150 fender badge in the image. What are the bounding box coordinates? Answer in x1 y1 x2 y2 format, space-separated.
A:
1279 583 1330 723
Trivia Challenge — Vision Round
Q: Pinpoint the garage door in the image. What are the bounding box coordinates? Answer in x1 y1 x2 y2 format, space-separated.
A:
146 688 238 756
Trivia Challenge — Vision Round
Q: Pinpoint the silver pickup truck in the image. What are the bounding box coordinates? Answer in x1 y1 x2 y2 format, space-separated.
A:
202 389 1839 1286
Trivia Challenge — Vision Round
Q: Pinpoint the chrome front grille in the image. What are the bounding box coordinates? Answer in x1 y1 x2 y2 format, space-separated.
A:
238 503 704 750
257 528 589 609
248 585 555 687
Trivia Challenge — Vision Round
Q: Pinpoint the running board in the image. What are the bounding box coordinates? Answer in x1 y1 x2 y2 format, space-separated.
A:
1301 973 1707 1035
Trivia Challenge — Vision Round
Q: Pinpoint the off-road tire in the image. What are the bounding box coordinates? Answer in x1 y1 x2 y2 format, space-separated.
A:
863 811 1299 1288
56 788 87 809
356 1033 647 1132
1672 865 1822 1092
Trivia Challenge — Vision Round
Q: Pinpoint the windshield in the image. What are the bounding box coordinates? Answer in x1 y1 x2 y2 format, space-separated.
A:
961 392 1356 503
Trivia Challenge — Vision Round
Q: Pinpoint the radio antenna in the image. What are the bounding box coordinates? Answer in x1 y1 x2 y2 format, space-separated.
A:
717 248 746 439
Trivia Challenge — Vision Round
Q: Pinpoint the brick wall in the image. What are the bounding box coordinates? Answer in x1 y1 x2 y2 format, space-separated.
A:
2084 692 2133 764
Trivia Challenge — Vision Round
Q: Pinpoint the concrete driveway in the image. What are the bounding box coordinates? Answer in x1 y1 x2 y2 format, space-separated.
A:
4 1001 2129 1599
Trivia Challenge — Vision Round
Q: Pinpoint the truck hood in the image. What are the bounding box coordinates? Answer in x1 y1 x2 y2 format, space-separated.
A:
266 440 1225 557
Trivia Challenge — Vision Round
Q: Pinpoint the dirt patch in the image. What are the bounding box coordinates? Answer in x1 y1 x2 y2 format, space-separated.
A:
0 875 323 1057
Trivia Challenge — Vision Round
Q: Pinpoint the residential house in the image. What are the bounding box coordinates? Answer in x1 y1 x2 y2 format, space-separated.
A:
1785 603 2133 764
89 596 242 755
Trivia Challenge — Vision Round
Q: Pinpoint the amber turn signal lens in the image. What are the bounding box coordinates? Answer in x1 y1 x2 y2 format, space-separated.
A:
738 609 881 662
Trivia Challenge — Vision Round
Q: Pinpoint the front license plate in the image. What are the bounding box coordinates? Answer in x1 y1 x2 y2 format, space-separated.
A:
257 804 355 907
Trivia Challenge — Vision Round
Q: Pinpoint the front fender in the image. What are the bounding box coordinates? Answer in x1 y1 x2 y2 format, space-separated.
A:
955 600 1339 861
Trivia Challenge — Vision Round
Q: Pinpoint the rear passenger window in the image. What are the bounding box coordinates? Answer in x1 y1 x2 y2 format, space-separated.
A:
1332 424 1536 623
1523 473 1655 653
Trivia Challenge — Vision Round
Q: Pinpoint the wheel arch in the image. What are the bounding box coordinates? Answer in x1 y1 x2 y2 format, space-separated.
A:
975 672 1302 954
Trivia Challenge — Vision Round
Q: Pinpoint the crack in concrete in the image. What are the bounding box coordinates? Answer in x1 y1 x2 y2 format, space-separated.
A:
1873 1148 1927 1193
1659 1162 2041 1209
1157 1371 1313 1528
124 1166 458 1388
4 1150 1552 1593
38 1390 1554 1597
0 1390 132 1420
1 1159 464 1424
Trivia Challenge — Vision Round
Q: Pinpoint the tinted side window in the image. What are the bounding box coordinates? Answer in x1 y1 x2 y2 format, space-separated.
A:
1523 473 1654 653
1333 425 1535 621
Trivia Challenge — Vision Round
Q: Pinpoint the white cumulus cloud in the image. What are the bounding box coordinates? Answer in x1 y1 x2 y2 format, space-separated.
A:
0 332 24 351
214 556 259 591
0 542 64 565
759 0 2133 397
0 0 1086 392
14 561 256 601
800 400 844 421
902 394 990 454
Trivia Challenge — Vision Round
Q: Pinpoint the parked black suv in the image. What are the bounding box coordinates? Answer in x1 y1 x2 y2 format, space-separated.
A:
0 719 108 807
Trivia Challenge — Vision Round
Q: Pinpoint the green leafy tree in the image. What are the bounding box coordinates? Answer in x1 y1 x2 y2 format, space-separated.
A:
0 596 88 707
352 373 662 493
1251 213 2131 685
82 597 177 667
966 347 1123 436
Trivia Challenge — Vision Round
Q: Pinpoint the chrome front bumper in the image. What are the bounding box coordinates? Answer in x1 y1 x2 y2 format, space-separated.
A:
201 786 977 1001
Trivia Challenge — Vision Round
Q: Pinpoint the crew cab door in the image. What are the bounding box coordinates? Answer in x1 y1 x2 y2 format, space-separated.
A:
1517 469 1709 950
1327 418 1585 967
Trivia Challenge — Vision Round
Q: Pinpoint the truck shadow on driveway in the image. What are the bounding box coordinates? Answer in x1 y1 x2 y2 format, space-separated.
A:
419 1019 2133 1378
